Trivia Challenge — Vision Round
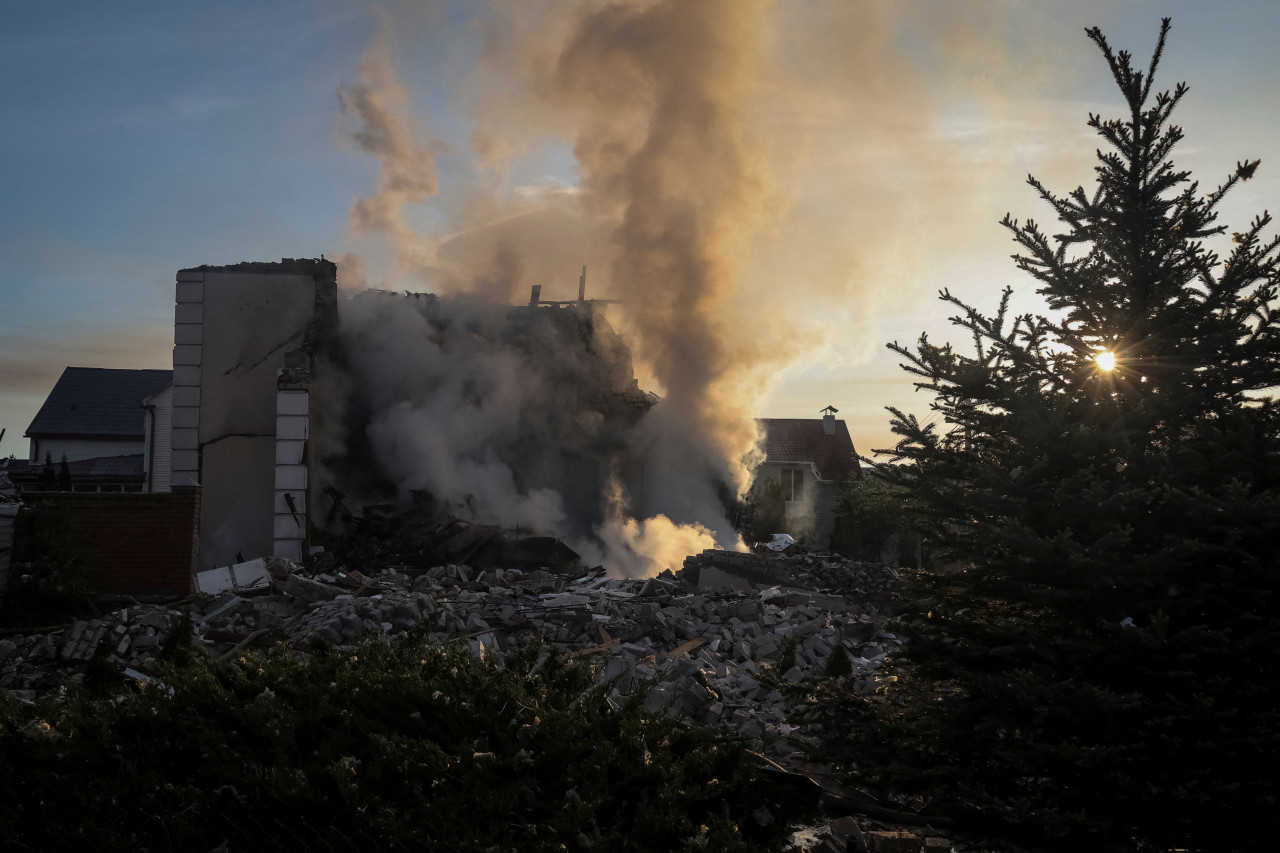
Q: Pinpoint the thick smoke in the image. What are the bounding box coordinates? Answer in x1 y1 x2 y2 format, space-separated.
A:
337 10 443 275
542 0 776 544
327 1 1043 575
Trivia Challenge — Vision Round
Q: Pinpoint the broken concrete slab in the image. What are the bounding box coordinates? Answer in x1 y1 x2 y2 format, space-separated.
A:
196 558 270 595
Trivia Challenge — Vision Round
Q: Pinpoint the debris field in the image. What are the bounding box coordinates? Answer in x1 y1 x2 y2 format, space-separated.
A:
2 536 961 851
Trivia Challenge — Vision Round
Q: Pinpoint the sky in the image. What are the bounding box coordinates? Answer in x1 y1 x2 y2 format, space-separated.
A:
2 0 1278 464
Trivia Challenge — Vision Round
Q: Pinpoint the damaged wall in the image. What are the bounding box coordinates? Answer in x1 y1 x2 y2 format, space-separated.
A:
169 257 729 578
319 291 658 546
171 260 337 571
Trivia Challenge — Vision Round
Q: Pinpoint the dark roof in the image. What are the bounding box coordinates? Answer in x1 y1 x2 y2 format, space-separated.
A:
3 454 144 481
758 418 861 481
26 368 172 438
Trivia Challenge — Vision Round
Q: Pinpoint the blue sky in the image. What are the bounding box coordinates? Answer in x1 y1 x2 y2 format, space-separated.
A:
3 0 1278 458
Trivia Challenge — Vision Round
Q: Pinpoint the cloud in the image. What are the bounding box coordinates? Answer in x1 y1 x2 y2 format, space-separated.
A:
0 325 172 394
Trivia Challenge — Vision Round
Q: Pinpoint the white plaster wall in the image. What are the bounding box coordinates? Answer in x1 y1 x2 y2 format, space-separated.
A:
199 436 276 570
198 272 316 441
145 385 173 492
194 271 317 569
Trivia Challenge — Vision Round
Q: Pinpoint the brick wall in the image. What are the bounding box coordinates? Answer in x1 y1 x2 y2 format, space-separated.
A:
25 486 200 596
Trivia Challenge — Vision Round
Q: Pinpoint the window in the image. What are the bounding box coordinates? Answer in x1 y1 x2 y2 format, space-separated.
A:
780 468 805 502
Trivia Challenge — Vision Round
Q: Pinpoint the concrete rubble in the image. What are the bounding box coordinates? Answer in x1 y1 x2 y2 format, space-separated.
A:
1 540 934 848
2 544 906 742
2 544 905 733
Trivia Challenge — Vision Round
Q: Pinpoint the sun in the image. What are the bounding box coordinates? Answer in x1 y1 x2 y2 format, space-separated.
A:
1095 351 1117 372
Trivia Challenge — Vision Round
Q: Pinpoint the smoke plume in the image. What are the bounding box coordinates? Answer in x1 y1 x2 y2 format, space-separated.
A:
338 10 443 275
328 1 1048 574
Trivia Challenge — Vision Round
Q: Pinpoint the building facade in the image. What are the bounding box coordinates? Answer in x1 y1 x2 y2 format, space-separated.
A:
755 407 862 547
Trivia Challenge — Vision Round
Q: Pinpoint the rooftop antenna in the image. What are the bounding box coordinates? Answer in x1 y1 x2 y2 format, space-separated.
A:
578 265 587 303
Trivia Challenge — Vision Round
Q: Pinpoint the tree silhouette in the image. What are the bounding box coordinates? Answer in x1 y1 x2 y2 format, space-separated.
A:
848 19 1280 850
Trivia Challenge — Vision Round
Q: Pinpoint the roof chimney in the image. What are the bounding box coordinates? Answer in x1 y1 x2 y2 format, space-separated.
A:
529 284 542 307
578 266 587 303
821 405 838 435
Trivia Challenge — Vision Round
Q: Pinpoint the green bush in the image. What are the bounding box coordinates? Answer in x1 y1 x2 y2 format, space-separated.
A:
1 502 92 627
829 477 919 565
0 632 817 851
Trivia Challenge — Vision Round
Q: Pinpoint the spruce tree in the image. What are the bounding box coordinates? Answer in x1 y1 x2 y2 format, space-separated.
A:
57 454 72 492
37 452 54 491
865 19 1280 851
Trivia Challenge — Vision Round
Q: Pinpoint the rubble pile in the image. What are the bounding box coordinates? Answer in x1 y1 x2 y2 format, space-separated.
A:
0 605 189 698
1 545 905 761
0 539 953 849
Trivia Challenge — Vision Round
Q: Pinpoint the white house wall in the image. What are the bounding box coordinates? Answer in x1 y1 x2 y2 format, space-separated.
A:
755 460 843 547
144 385 173 493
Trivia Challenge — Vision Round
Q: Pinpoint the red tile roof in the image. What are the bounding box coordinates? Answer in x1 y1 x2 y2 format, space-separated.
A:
758 418 861 482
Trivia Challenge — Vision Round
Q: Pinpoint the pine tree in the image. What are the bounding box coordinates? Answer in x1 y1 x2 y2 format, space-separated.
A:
37 452 54 491
862 19 1280 851
57 454 72 492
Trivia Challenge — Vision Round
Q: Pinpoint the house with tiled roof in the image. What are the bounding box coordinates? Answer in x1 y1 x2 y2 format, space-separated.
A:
754 406 862 546
2 367 172 493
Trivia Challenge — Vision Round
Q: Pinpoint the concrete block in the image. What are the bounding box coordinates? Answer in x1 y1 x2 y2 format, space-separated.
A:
175 280 204 302
176 270 205 283
174 303 204 325
196 559 270 595
275 440 305 465
174 323 203 345
172 365 201 386
273 539 303 562
273 513 304 539
273 491 306 514
173 344 203 366
171 428 199 451
754 634 780 659
170 449 199 473
172 385 200 407
277 415 308 440
276 391 309 416
172 407 199 429
275 465 307 490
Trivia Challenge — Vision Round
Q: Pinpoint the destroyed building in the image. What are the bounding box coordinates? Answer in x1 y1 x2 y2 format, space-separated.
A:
4 256 869 596
321 282 659 545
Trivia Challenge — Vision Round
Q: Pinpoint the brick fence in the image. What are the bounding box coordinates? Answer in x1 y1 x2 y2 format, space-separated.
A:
23 486 201 596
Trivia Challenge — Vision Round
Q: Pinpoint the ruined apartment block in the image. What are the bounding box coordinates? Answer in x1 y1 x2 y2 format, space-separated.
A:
171 259 337 570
